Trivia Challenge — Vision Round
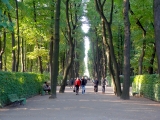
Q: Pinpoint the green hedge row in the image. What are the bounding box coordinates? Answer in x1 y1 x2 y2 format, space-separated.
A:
132 74 160 102
0 71 49 107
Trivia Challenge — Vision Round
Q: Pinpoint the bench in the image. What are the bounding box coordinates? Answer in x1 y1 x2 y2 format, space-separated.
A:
8 94 26 106
41 88 51 95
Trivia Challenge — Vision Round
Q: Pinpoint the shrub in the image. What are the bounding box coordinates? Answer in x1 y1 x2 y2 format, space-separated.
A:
132 74 160 102
0 71 49 107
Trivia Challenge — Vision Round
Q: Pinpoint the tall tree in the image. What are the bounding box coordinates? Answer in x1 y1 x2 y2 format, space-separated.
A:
154 0 160 75
129 5 147 75
121 0 130 100
49 0 61 98
101 19 116 93
33 0 43 73
15 0 20 72
94 0 121 96
59 0 82 93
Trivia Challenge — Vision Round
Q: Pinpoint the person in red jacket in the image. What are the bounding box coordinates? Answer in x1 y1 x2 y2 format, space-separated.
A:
74 77 81 95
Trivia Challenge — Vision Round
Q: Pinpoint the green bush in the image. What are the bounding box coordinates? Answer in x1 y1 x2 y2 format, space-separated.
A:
0 71 49 107
120 75 134 86
132 74 160 102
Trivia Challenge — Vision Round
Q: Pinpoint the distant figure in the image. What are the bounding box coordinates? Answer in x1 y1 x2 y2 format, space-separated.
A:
43 82 51 94
81 77 87 94
74 77 81 95
93 78 99 93
70 78 74 88
101 78 106 94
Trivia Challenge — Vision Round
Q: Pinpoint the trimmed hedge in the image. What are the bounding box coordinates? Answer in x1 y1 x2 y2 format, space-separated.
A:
132 74 160 102
0 71 49 107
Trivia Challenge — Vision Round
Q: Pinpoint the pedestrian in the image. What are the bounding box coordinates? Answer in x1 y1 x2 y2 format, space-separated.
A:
81 76 87 94
74 77 81 95
70 78 74 88
101 78 106 94
93 77 99 93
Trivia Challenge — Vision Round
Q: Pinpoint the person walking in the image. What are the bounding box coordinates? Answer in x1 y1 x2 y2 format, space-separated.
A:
70 78 74 88
74 77 81 95
101 78 106 94
81 77 87 94
93 77 99 93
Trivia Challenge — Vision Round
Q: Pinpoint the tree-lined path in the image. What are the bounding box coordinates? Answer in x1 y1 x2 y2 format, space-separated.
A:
0 82 160 120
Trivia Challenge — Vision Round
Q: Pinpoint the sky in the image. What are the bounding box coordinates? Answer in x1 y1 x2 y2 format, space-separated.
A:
84 36 90 77
81 16 90 77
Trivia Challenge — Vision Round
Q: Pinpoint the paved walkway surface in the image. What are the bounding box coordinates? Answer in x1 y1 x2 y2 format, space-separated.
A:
0 81 160 120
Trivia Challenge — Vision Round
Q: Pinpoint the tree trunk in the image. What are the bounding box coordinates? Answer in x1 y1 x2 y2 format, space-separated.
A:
0 29 6 70
154 0 160 75
59 45 74 93
30 60 33 72
4 51 7 71
49 0 55 97
136 20 146 75
138 40 146 74
95 37 100 79
8 13 16 72
92 41 97 77
101 19 116 94
148 43 156 74
21 37 25 72
117 26 124 75
49 0 61 99
121 0 131 100
15 0 20 72
101 44 107 78
38 56 43 74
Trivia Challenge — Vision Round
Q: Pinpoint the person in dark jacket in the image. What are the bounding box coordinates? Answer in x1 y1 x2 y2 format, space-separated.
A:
101 78 106 94
43 82 51 94
70 78 74 88
93 78 99 93
81 77 87 94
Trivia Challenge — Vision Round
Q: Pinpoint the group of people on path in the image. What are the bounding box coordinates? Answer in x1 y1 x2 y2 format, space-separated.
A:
70 77 108 95
42 77 108 95
92 77 107 94
72 77 87 95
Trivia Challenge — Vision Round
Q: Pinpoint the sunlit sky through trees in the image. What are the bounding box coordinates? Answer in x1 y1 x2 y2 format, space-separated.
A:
81 0 90 77
81 16 90 77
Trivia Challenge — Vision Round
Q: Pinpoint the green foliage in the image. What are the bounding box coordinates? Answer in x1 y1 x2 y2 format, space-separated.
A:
0 71 49 107
1 0 12 10
132 74 160 101
129 0 154 74
0 0 13 30
120 75 134 86
86 0 156 76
